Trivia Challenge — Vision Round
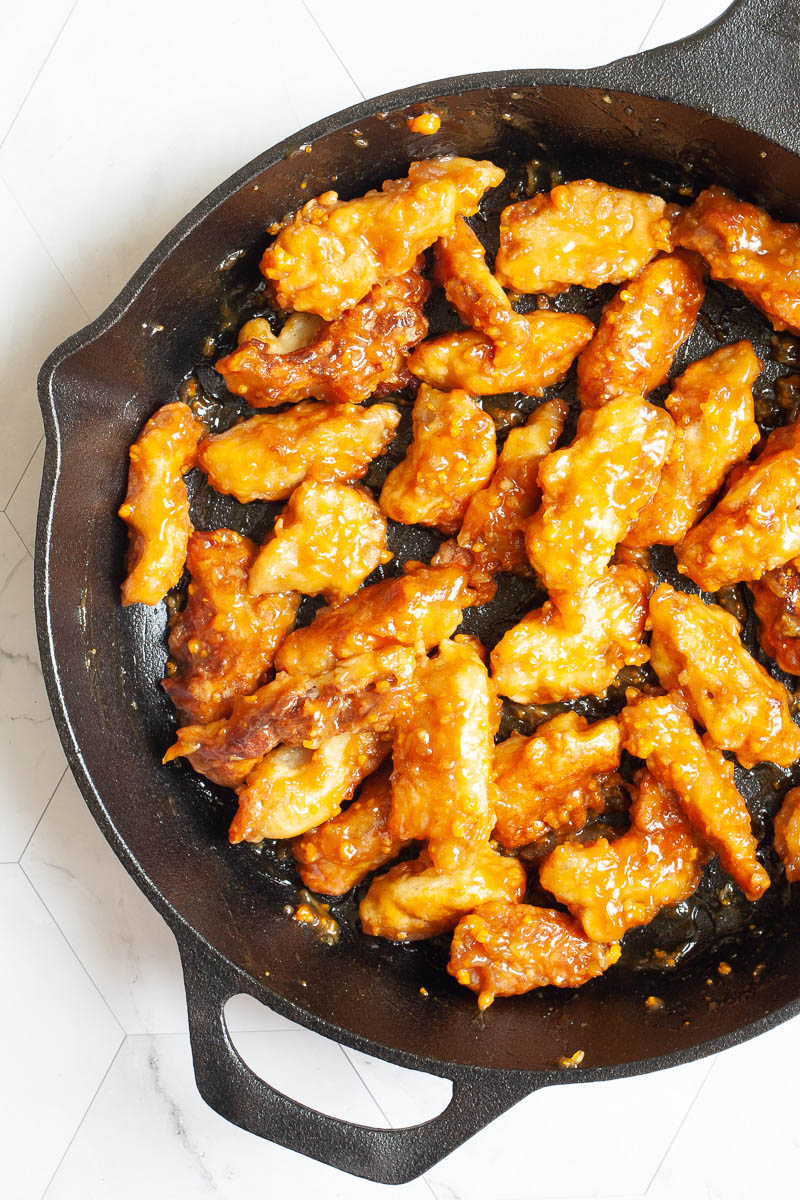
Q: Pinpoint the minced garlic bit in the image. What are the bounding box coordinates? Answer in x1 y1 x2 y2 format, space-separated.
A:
407 112 441 135
645 995 664 1010
556 1049 585 1069
718 961 732 976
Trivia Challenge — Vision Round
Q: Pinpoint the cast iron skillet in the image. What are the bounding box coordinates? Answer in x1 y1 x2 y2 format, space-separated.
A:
35 0 800 1183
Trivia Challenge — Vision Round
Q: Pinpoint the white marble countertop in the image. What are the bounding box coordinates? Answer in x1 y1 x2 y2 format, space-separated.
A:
2 1 798 1196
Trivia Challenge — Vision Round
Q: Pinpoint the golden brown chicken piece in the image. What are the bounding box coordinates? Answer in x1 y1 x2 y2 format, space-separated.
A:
274 560 478 676
457 399 567 578
380 385 497 534
774 787 800 882
649 583 800 768
389 638 497 872
229 729 389 843
434 216 531 352
750 562 800 675
262 156 505 319
619 692 770 900
161 529 299 725
539 770 706 942
675 186 800 334
490 565 650 704
119 402 204 606
248 480 391 603
526 393 674 599
625 341 761 547
292 763 410 894
495 180 677 295
577 252 706 410
197 400 400 504
359 844 525 941
493 713 621 849
448 901 621 1008
676 419 800 591
215 268 429 406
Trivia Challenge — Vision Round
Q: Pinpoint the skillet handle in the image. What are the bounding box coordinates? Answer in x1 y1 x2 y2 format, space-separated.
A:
178 935 538 1185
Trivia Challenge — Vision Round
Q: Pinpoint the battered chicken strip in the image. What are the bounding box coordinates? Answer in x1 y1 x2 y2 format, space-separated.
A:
750 562 800 675
162 529 299 725
262 156 505 319
274 561 478 676
434 216 531 352
490 565 650 704
539 770 706 942
457 399 567 578
495 179 677 295
619 693 770 900
292 763 410 894
248 480 391 603
625 341 761 547
215 268 429 406
774 787 800 882
675 186 800 334
493 713 621 849
119 402 204 606
229 729 389 843
380 385 497 535
649 583 800 769
359 844 525 942
676 419 800 591
577 251 706 410
448 902 621 1008
197 400 400 504
526 393 674 598
389 638 497 872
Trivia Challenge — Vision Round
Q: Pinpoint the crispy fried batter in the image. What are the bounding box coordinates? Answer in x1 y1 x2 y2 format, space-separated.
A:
262 156 504 319
380 385 497 534
493 713 621 848
359 844 525 941
577 251 706 410
495 180 677 295
434 216 531 351
774 787 800 882
119 402 204 606
448 901 620 1008
626 341 761 547
675 186 800 334
619 692 770 900
676 419 800 590
750 562 800 675
248 480 391 603
229 729 389 842
526 393 674 598
490 565 650 703
215 268 429 406
162 529 299 724
540 770 705 942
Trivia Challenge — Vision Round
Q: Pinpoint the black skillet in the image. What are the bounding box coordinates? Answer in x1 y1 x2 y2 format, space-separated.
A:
35 0 800 1184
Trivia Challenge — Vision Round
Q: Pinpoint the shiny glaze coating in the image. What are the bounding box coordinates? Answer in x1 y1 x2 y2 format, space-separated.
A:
774 787 800 883
750 562 800 675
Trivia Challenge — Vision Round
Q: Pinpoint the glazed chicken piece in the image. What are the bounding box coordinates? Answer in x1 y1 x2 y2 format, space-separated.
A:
262 156 504 319
495 179 677 295
162 529 299 725
774 787 800 882
274 560 478 676
359 844 525 941
526 392 674 599
434 216 530 350
248 480 391 603
490 565 650 704
215 267 429 406
119 402 204 606
380 385 497 535
540 770 706 942
619 692 770 900
750 562 800 675
625 341 761 547
577 251 706 410
676 419 800 591
493 713 621 849
229 728 389 842
457 398 567 578
292 763 411 894
675 186 800 334
649 583 800 768
389 638 497 872
448 901 621 1008
197 399 400 504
